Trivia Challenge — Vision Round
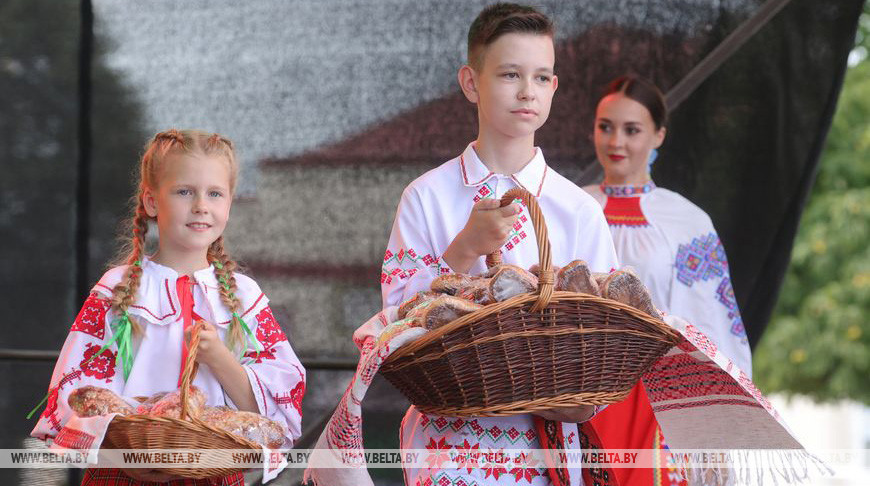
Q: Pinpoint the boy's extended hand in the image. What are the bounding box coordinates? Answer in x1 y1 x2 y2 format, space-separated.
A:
443 198 520 273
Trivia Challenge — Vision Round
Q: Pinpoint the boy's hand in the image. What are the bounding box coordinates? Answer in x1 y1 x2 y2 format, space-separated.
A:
533 405 596 423
186 320 230 368
443 198 520 274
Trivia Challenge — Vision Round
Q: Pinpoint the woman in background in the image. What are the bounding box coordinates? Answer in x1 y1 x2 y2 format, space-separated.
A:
584 75 752 485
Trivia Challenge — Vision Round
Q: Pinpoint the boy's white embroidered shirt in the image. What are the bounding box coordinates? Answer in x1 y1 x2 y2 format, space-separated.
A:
383 143 620 486
382 142 619 307
31 258 305 460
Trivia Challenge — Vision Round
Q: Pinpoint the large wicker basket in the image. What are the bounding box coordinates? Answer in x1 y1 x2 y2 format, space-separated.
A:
102 325 261 479
379 187 682 417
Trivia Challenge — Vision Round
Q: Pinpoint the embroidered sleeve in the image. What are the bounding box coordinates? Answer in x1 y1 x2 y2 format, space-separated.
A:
669 231 753 376
31 292 127 450
382 187 453 307
240 305 305 447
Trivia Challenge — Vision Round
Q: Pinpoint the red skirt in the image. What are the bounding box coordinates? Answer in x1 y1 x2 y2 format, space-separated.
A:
81 468 245 486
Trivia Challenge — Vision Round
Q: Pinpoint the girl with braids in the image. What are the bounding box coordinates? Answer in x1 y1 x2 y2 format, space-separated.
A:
31 129 306 485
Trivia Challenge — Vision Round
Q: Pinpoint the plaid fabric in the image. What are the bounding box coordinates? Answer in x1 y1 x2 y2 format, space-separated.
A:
81 468 244 486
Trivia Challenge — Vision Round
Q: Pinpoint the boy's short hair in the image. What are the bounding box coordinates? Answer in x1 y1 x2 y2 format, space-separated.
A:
467 3 554 70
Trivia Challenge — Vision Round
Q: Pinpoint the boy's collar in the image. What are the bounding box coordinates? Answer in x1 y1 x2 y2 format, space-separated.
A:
459 142 548 197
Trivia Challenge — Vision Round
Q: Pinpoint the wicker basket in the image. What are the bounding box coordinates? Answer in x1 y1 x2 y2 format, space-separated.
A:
102 324 261 479
379 187 682 417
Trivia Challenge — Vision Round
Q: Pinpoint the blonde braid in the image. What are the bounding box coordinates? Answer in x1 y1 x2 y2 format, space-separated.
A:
111 199 149 336
109 129 186 335
209 237 248 354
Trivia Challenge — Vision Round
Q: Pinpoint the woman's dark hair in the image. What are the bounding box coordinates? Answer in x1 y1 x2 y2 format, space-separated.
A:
601 75 668 129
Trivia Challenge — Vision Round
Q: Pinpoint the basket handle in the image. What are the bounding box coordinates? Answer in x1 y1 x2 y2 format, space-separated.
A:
485 187 554 312
179 322 203 421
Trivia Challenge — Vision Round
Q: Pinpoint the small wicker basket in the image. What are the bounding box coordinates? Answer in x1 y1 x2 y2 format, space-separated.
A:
102 325 261 479
380 187 682 417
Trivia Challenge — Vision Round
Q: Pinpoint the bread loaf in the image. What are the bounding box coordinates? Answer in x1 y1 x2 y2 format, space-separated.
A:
430 273 475 295
68 386 134 417
556 260 599 295
489 265 538 302
398 291 440 319
200 406 285 449
134 392 169 414
147 386 207 419
600 268 661 319
455 278 495 305
419 295 483 330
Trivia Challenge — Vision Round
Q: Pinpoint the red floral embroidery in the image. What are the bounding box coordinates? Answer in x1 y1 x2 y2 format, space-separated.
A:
41 387 61 431
255 307 287 348
290 381 305 414
80 343 116 381
481 449 509 480
424 437 453 469
243 349 276 363
509 453 542 482
71 293 110 339
510 465 541 482
455 439 480 473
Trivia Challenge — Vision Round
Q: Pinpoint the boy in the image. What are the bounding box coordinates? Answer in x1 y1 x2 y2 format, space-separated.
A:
381 4 619 485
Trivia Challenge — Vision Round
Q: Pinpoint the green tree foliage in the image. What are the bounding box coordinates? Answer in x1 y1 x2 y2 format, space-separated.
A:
753 9 870 404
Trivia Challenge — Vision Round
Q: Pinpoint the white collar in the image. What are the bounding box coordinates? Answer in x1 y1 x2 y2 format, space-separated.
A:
139 257 219 288
93 257 267 328
458 142 549 197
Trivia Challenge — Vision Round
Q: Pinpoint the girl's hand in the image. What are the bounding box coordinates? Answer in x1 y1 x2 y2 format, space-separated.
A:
185 320 259 413
186 320 231 368
533 405 596 423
